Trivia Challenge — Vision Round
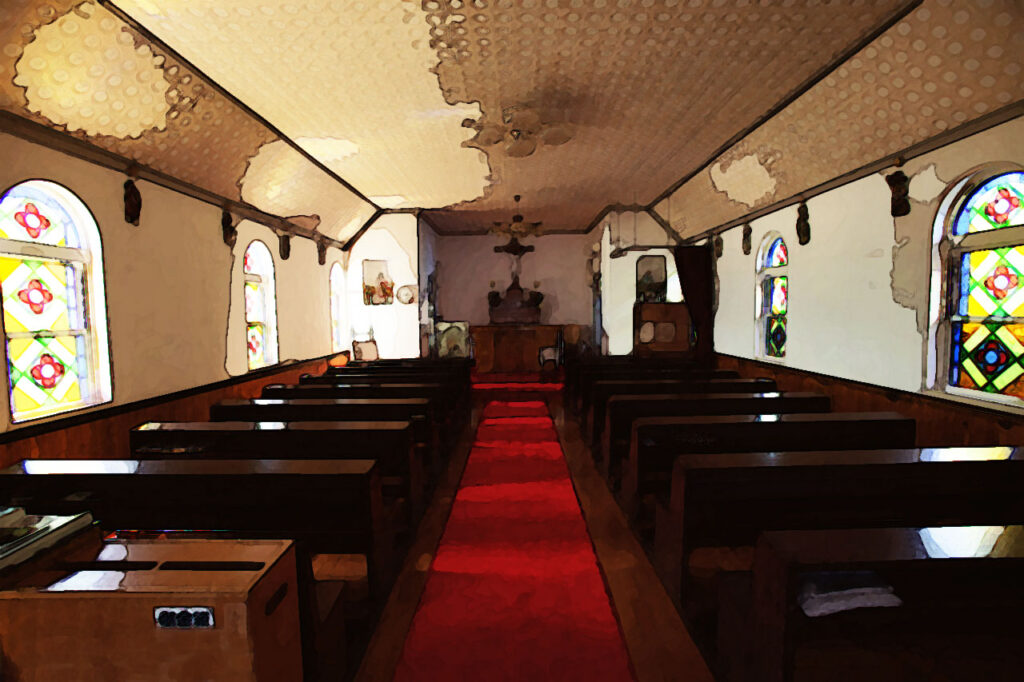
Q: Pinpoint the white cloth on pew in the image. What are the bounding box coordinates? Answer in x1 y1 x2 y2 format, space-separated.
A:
798 571 903 617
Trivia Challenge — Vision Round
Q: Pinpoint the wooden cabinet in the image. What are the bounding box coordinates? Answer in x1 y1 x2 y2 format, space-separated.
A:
470 325 562 373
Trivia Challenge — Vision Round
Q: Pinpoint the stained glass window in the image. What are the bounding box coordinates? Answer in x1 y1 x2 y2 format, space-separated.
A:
757 234 788 358
952 171 1024 236
947 172 1024 402
243 241 278 370
0 181 111 422
765 237 788 268
330 262 345 352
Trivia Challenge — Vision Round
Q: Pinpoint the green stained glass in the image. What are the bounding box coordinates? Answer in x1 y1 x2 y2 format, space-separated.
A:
766 315 786 358
953 172 1024 235
247 323 265 369
768 275 787 315
950 322 1024 398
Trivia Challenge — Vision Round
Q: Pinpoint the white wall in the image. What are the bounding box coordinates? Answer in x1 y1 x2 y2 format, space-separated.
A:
435 232 594 326
0 131 342 432
347 214 420 358
712 115 1024 401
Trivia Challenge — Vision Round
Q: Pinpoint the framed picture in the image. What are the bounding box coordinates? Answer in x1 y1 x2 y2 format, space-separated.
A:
362 260 394 305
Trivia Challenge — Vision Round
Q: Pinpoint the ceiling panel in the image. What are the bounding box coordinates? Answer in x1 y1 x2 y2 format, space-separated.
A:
654 0 1024 239
0 0 376 242
113 0 917 234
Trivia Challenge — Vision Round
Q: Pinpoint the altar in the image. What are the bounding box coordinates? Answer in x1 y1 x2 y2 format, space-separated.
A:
470 324 562 374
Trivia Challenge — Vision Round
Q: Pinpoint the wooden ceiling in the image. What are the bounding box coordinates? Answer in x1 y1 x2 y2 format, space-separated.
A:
2 1 921 237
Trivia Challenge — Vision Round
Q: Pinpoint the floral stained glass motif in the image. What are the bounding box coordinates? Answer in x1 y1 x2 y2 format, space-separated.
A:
0 185 81 247
953 172 1024 236
0 255 87 419
958 246 1024 318
765 237 788 268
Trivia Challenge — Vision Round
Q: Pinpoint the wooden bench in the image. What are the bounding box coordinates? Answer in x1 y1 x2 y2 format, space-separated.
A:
129 420 423 523
749 525 1024 682
262 382 459 423
620 412 916 520
209 398 445 478
567 357 704 405
577 368 739 418
651 447 1024 680
583 377 775 440
600 392 830 481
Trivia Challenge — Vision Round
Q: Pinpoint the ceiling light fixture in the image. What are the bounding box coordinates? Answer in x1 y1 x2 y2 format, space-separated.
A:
464 104 574 158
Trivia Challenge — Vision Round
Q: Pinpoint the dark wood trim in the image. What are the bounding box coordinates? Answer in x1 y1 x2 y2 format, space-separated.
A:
645 0 922 211
645 208 682 245
677 103 1024 244
0 111 347 251
715 353 1024 446
0 354 333 447
98 0 380 211
342 208 384 251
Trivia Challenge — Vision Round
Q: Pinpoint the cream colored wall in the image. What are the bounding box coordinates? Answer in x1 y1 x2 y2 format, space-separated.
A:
0 131 340 433
224 224 338 376
712 116 1024 403
435 232 595 326
347 214 420 359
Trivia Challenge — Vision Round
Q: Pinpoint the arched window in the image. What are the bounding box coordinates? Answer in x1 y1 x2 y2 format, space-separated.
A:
329 262 346 352
0 180 111 422
756 233 788 358
940 170 1024 403
243 240 278 370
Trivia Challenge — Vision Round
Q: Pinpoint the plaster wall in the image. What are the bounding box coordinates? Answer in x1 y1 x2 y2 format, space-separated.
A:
347 214 420 359
0 131 341 433
434 232 594 326
713 116 1024 402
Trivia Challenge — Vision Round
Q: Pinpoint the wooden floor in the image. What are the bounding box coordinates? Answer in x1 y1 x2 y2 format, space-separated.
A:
355 392 712 682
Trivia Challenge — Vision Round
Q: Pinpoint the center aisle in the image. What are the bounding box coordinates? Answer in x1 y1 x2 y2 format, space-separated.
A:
393 397 636 681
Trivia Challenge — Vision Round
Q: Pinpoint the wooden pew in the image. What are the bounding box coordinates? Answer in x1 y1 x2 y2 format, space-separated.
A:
567 356 701 405
261 382 458 422
652 447 1024 680
620 412 916 520
654 446 1024 603
129 420 424 523
749 525 1024 682
209 398 445 478
584 377 777 447
0 457 389 680
300 371 470 415
600 392 830 481
577 367 738 418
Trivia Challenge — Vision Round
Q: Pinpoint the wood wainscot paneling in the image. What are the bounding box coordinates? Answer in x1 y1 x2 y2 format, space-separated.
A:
0 358 329 469
471 325 562 374
715 354 1024 447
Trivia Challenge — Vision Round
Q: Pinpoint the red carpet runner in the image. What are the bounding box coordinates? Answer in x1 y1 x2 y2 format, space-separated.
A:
394 397 635 681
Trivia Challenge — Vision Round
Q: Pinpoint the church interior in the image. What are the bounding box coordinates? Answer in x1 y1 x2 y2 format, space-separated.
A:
0 0 1023 680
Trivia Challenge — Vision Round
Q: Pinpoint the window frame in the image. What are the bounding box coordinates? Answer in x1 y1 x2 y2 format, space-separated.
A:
932 166 1024 408
329 261 345 353
755 232 788 361
242 239 279 371
0 179 112 423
